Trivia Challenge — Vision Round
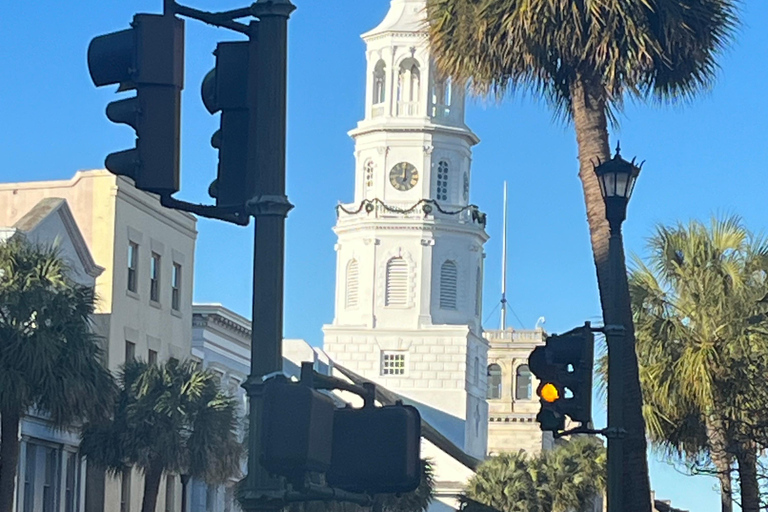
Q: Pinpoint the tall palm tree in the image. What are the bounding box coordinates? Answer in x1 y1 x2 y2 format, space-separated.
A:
463 439 605 512
0 238 115 512
628 216 768 512
80 359 243 512
425 1 738 509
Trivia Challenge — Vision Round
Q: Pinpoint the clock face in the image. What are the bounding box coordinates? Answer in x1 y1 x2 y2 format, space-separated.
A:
389 162 419 191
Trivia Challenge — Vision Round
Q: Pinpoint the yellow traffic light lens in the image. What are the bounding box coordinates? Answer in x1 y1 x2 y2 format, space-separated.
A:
539 383 559 403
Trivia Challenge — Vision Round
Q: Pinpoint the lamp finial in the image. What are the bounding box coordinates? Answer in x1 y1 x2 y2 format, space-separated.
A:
615 141 621 157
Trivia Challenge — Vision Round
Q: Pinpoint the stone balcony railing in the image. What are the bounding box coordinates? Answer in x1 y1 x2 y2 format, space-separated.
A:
483 328 546 344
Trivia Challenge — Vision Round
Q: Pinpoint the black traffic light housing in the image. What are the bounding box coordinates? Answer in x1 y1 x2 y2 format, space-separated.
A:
201 41 252 207
528 322 594 432
87 13 184 196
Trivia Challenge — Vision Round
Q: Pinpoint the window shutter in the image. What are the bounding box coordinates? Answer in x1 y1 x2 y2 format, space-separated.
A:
440 260 458 309
346 260 359 308
385 257 408 306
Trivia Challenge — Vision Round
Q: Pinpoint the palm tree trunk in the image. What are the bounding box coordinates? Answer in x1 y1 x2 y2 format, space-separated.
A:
0 409 21 512
570 78 651 512
141 460 165 512
735 443 760 512
706 416 733 512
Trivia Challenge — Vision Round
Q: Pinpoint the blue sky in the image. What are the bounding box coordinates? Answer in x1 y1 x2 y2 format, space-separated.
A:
2 0 767 509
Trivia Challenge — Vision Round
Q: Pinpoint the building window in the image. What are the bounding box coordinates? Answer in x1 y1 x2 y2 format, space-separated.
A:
385 257 408 306
165 474 175 512
365 160 375 188
372 59 386 105
515 365 533 400
381 352 406 376
473 356 480 385
487 364 502 399
463 173 469 201
121 471 131 512
150 253 161 302
397 59 421 116
436 161 449 201
128 242 139 293
42 447 58 512
125 341 136 363
23 444 36 512
148 349 158 366
171 263 182 311
64 451 78 512
440 260 458 310
346 259 359 309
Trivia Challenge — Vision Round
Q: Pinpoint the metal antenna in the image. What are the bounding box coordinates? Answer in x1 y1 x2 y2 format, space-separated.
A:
500 181 508 330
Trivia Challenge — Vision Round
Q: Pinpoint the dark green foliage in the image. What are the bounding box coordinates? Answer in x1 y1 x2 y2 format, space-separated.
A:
81 359 243 511
286 459 434 512
0 238 116 511
463 438 605 512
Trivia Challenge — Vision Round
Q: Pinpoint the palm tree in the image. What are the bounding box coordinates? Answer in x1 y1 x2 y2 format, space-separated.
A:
463 439 606 512
0 238 115 512
425 1 738 509
80 359 243 512
465 451 540 512
288 459 434 512
628 216 768 511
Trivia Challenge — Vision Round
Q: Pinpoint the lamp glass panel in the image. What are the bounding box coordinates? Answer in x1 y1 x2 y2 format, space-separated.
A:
603 173 616 197
629 176 640 199
615 172 629 197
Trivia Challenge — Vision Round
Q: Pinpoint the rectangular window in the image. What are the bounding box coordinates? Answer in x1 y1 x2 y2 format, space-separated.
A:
171 263 182 311
150 253 161 302
65 452 78 512
127 242 139 293
42 447 58 512
381 352 406 376
125 341 136 363
121 471 131 512
165 474 175 512
148 349 158 366
23 444 37 512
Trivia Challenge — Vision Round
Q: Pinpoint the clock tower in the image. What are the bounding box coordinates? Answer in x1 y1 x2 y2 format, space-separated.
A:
323 0 489 461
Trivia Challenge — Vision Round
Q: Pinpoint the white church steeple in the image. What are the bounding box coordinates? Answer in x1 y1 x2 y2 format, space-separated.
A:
323 0 489 467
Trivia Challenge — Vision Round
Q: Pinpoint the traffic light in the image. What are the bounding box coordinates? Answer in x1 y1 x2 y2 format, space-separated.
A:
327 403 421 494
201 41 251 207
528 323 594 432
87 14 184 196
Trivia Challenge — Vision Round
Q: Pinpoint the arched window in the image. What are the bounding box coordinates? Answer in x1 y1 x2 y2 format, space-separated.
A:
364 160 375 188
397 58 420 116
440 260 457 310
436 160 449 201
385 257 408 306
487 364 502 399
346 259 359 308
515 364 532 400
372 60 386 105
433 78 452 105
475 266 483 316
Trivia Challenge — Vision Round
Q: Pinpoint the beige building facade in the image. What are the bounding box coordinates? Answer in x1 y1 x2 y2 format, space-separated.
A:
0 170 197 512
483 328 554 456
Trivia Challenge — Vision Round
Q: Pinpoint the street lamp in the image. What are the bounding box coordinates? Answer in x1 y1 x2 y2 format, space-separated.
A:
594 142 642 229
594 142 646 512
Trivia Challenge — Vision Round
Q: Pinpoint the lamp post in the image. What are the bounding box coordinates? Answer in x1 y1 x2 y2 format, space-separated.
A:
594 143 642 512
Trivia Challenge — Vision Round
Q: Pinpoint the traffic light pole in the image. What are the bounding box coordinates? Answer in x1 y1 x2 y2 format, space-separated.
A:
239 2 295 511
605 323 625 512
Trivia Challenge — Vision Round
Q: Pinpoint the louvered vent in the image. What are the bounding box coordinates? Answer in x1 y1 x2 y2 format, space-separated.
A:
385 257 408 306
346 260 359 308
440 261 458 310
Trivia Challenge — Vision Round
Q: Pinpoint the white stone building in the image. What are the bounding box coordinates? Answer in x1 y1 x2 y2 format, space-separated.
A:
0 171 197 512
1 198 103 512
322 0 489 508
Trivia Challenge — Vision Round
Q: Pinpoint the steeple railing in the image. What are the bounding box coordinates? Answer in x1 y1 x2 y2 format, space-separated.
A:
336 198 487 227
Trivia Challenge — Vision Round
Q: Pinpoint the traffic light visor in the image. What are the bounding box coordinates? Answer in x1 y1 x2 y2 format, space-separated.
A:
539 383 559 403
